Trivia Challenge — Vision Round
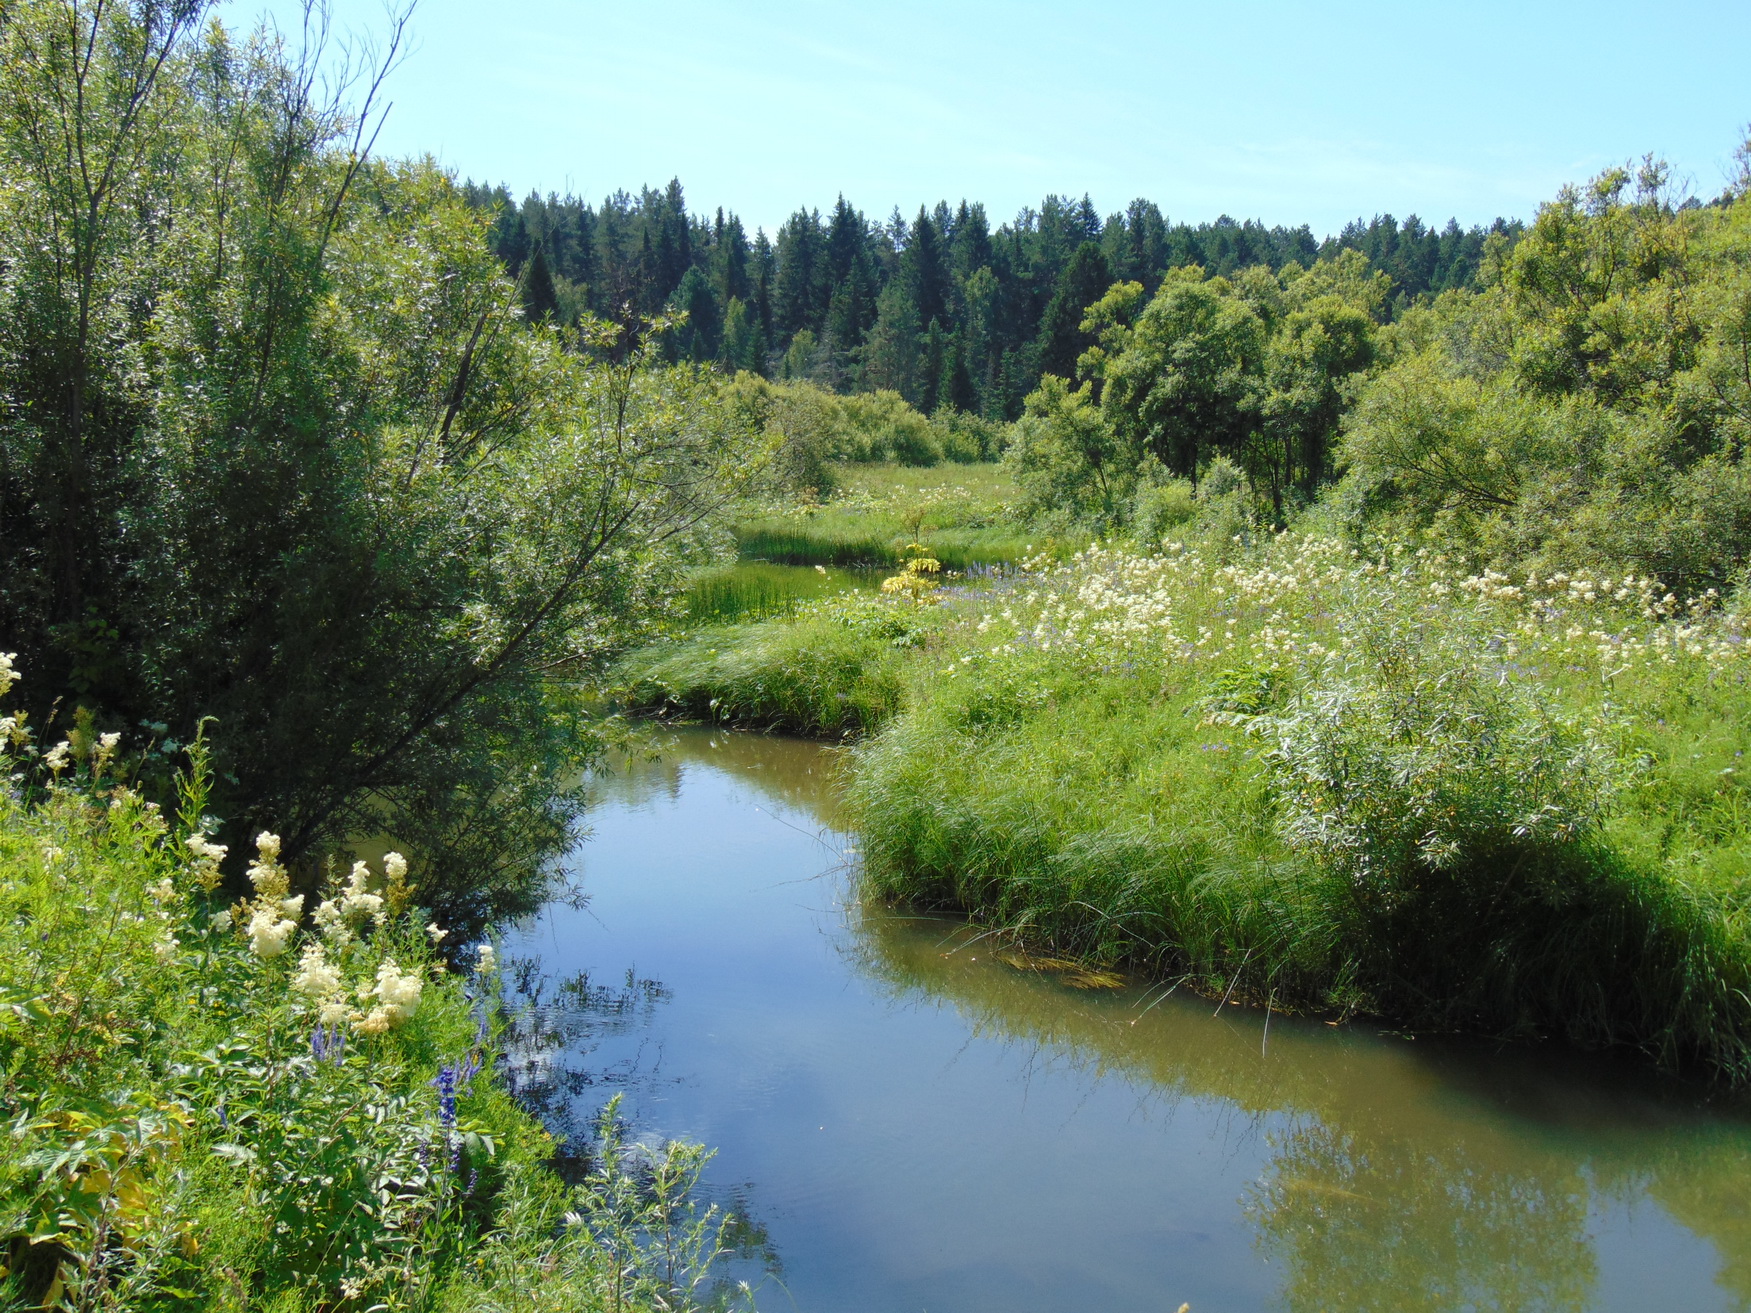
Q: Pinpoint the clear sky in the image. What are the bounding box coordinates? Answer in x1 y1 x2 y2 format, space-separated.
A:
250 0 1751 238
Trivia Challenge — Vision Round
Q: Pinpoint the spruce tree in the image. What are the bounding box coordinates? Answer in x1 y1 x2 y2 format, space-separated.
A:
1035 241 1110 379
905 206 950 333
521 246 560 324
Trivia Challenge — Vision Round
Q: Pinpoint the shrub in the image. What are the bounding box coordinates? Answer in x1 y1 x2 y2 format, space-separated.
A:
1253 618 1623 903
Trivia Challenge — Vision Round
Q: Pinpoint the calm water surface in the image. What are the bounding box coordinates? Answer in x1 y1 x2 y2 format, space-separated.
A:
502 729 1751 1313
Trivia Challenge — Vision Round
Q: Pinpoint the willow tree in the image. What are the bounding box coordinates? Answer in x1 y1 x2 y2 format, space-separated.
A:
0 1 765 920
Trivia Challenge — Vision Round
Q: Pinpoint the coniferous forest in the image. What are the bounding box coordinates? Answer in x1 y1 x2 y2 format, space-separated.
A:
463 179 1521 417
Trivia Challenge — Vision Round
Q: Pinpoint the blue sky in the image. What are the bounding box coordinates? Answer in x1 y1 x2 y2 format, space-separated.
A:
251 0 1751 238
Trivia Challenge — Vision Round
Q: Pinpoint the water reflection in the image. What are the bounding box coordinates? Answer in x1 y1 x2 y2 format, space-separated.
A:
855 897 1751 1312
517 728 1751 1312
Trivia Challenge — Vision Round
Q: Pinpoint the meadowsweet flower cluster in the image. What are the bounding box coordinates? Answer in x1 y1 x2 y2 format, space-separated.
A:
936 534 1750 695
241 832 300 958
355 959 424 1035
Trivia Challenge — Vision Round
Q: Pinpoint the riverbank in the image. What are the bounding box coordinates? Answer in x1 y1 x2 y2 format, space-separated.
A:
502 726 1751 1313
613 528 1751 1084
0 698 745 1311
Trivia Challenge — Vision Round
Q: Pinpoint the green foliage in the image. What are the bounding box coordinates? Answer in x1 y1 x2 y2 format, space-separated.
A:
1101 267 1267 480
734 461 1036 570
1128 469 1199 550
1005 376 1136 524
468 178 1510 422
1252 614 1622 896
1341 150 1751 589
0 4 766 915
682 562 873 626
833 535 1751 1080
0 695 747 1311
615 592 934 736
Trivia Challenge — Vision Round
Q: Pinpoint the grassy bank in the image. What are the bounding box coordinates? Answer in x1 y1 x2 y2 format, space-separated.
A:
734 462 1044 570
617 595 934 737
682 561 879 626
614 528 1751 1082
0 671 748 1311
852 536 1751 1079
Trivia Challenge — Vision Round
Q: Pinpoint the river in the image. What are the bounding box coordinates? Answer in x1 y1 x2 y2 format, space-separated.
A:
500 728 1751 1313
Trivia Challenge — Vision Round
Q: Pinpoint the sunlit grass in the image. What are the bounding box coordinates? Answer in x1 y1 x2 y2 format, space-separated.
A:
623 521 1751 1081
683 561 879 625
735 461 1062 569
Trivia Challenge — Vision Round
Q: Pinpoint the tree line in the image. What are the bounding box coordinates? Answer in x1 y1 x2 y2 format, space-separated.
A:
462 179 1521 420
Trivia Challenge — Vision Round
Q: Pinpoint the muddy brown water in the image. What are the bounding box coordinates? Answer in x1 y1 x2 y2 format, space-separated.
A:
501 728 1751 1313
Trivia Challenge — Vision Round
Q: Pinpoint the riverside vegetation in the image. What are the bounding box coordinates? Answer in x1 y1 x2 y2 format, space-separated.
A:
0 657 752 1311
5 0 1751 1303
621 144 1751 1085
0 3 776 1308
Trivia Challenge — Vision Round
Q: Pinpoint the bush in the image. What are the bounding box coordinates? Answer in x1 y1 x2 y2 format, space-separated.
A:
1254 618 1622 900
1130 475 1198 549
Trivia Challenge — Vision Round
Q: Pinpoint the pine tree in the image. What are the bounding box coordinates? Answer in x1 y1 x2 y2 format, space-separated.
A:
944 336 977 414
774 208 826 341
752 229 777 343
668 267 721 362
920 318 947 413
905 206 950 333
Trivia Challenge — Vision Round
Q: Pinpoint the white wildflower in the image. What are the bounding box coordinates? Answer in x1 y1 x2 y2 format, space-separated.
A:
246 907 296 958
185 832 228 891
0 652 17 698
43 740 70 774
317 1000 351 1026
352 958 422 1034
209 908 233 932
474 943 496 975
93 731 121 776
425 922 447 943
291 942 344 1001
246 832 290 902
340 861 384 923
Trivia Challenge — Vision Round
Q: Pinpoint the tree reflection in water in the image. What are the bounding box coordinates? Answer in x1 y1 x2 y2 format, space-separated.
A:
851 905 1751 1312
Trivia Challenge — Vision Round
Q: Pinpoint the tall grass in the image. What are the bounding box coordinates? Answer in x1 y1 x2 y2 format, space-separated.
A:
615 594 935 737
734 460 1052 570
840 536 1751 1081
683 561 878 624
